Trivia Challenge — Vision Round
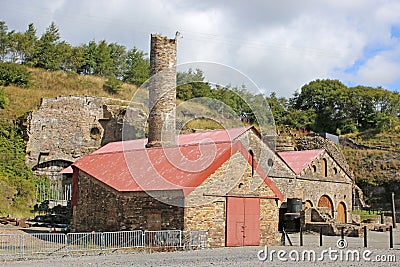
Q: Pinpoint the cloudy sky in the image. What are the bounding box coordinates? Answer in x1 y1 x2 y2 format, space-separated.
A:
2 0 400 97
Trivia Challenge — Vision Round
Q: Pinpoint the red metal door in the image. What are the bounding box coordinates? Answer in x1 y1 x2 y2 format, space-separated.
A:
226 197 260 246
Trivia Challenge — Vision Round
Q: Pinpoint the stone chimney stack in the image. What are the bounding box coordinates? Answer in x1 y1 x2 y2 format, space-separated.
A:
146 34 177 148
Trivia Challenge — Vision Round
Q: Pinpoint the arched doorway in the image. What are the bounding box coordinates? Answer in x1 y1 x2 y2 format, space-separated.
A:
304 200 313 209
317 195 334 217
337 202 347 223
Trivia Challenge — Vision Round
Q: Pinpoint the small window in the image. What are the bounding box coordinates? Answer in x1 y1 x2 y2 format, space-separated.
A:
249 149 254 177
312 165 317 172
90 127 101 140
322 158 328 177
268 158 274 167
333 167 338 175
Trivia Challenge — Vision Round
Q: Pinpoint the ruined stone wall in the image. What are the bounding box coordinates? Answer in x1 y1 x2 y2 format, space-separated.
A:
72 170 184 232
26 96 146 174
147 34 177 147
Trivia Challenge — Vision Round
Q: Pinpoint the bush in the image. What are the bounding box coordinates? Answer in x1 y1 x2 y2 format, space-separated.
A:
0 88 8 109
103 76 122 94
0 62 30 87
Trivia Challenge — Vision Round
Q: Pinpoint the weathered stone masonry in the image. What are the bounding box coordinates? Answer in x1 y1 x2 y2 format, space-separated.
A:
73 170 184 232
147 34 177 147
26 96 145 177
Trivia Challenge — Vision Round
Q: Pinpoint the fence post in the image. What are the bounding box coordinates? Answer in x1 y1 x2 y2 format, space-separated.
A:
300 227 303 246
340 227 344 241
389 226 393 249
20 234 25 259
363 226 367 248
319 227 323 246
179 230 182 249
142 231 146 248
65 233 68 256
101 232 105 253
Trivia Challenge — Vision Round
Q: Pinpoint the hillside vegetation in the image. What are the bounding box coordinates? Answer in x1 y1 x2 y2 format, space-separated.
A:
0 66 137 216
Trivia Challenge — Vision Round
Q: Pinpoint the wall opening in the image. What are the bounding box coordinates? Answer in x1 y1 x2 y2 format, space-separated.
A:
317 195 334 217
249 149 254 177
322 158 327 177
90 127 101 140
337 202 347 223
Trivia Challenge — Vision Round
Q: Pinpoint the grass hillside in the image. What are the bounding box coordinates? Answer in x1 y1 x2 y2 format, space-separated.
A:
1 67 138 120
0 67 138 217
340 126 400 208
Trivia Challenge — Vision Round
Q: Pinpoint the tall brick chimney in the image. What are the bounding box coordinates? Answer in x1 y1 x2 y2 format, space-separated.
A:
146 34 177 148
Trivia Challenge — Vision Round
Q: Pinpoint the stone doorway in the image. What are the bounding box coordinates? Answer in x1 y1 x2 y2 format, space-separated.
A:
337 202 347 223
317 195 334 217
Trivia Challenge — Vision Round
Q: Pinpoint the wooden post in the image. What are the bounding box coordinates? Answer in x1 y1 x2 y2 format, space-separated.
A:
300 227 303 246
363 226 367 248
341 227 344 241
391 192 396 228
319 227 323 246
389 226 393 248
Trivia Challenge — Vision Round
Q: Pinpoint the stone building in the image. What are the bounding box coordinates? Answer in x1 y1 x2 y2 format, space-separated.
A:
71 126 284 247
274 149 353 226
26 96 146 199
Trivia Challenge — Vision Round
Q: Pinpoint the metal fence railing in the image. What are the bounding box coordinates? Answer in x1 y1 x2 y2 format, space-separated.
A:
0 230 207 259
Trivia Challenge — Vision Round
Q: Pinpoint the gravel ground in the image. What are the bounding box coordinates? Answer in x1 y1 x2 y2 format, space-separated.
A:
3 246 400 267
2 228 400 267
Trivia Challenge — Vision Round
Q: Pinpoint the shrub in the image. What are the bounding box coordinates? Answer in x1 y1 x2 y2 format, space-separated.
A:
103 76 122 94
0 62 30 87
0 88 8 109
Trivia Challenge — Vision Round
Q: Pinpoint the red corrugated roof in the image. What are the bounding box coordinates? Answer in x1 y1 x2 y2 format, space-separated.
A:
93 126 253 154
72 126 283 199
277 149 324 174
59 166 73 174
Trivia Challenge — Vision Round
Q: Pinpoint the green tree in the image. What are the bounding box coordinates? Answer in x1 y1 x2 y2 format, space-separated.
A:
80 41 97 75
32 22 62 70
109 42 126 78
293 79 347 132
123 47 149 86
22 23 37 64
94 40 113 76
0 21 10 62
266 92 289 125
58 42 84 72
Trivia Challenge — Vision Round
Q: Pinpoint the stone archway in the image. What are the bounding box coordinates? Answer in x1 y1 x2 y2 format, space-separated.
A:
317 195 334 217
337 202 347 223
304 200 313 210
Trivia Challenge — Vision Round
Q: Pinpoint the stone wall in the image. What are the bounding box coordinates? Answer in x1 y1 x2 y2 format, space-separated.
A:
26 96 146 177
72 170 184 232
184 149 280 247
271 150 353 223
296 136 354 179
147 34 177 147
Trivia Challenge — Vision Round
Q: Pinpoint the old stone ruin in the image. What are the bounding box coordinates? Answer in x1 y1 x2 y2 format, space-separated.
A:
26 96 147 203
